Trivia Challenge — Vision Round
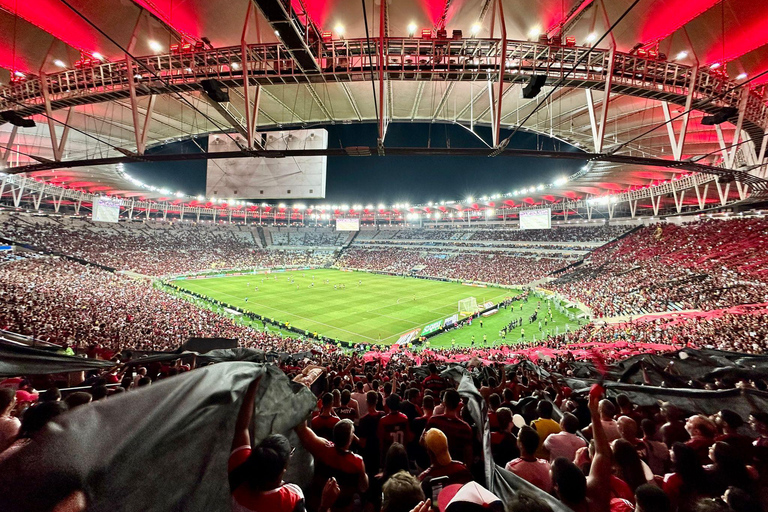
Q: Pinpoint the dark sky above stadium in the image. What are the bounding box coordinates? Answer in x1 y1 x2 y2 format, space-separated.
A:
126 123 584 204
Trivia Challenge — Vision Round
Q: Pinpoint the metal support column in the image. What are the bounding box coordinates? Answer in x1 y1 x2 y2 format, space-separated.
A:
585 46 615 153
492 0 507 148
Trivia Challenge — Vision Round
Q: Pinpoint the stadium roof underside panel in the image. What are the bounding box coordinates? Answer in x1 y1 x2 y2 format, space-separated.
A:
0 0 766 208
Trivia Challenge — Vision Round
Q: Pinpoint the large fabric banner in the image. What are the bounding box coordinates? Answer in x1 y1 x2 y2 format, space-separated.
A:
0 342 115 377
0 362 317 512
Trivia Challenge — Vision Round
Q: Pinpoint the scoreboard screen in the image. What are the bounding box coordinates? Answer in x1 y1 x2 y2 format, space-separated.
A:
519 208 551 230
336 218 360 231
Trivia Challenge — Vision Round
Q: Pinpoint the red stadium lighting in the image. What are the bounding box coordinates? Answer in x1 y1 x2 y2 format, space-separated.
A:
637 48 647 57
421 29 432 39
565 36 576 47
321 31 332 42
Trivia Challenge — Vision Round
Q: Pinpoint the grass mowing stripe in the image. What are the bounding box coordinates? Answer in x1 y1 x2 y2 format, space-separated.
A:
173 269 515 345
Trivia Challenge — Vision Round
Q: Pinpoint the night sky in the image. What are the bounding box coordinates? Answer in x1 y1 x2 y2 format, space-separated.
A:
125 123 585 204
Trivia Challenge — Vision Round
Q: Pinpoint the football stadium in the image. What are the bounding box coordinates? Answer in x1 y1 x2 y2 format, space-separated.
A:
1 1 768 511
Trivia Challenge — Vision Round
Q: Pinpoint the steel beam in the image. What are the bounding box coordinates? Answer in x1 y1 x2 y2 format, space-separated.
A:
585 46 615 153
661 68 697 160
0 126 17 168
492 0 506 148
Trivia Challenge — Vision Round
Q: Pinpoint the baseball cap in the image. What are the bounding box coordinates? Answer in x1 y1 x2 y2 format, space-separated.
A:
437 481 503 512
424 428 451 466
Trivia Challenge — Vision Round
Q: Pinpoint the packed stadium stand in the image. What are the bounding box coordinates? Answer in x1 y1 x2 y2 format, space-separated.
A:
3 0 768 507
544 217 768 317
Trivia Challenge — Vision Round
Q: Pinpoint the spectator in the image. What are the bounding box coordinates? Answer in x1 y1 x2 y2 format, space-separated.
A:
640 419 670 476
490 407 519 467
378 395 411 463
312 393 340 441
505 426 551 492
381 472 424 512
531 401 561 459
424 389 473 465
543 412 586 463
296 419 369 510
64 392 93 410
663 443 709 512
634 484 671 512
0 388 20 453
417 429 473 498
685 415 717 465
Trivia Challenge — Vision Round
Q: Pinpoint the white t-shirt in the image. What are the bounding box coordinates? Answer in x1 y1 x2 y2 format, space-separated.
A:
351 392 368 417
543 431 587 462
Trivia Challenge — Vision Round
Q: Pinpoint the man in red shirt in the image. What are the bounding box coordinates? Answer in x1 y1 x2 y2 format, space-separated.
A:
334 390 359 423
356 391 384 475
312 393 340 440
417 428 473 498
229 378 306 512
377 394 411 461
423 389 473 465
296 419 368 511
422 364 447 395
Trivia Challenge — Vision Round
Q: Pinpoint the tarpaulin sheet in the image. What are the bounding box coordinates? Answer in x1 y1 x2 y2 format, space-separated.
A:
0 361 317 512
440 366 573 511
179 337 238 353
562 377 768 419
0 342 116 377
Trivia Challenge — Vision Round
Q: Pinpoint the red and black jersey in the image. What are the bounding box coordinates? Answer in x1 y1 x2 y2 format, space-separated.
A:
418 461 473 498
334 406 358 422
423 375 447 394
425 415 473 463
357 411 384 473
229 446 306 512
378 412 410 454
311 414 340 440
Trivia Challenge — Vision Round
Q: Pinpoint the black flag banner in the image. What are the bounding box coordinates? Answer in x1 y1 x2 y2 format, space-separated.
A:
0 342 115 377
0 361 317 512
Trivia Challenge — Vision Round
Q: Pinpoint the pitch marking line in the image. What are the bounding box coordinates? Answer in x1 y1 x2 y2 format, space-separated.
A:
182 281 379 342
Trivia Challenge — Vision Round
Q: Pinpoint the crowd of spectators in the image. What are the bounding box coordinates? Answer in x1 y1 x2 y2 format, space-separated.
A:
3 331 768 512
469 225 630 243
0 214 335 276
545 218 768 317
267 228 355 247
336 248 568 286
1 214 767 511
0 257 319 355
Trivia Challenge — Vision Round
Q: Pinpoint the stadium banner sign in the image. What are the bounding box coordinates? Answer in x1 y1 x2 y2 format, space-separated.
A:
483 301 495 309
519 208 552 230
395 329 420 346
0 245 11 251
462 282 487 288
92 196 121 223
443 314 459 328
420 320 443 337
481 308 499 317
336 218 360 231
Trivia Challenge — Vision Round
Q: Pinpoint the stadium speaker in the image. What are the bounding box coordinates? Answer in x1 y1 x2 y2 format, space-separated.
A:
701 107 738 126
200 79 230 103
522 75 547 99
0 110 36 128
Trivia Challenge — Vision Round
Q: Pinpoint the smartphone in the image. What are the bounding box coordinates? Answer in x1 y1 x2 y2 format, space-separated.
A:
430 475 450 505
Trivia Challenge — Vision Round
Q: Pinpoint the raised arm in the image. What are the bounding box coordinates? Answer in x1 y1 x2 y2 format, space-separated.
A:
586 387 611 512
232 377 262 451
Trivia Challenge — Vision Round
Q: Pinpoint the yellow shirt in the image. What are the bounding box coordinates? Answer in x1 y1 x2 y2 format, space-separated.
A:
531 418 562 459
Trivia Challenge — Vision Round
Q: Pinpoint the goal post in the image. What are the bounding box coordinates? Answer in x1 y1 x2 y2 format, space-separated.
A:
458 297 478 317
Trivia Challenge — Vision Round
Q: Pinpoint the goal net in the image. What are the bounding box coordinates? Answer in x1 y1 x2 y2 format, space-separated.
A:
458 297 478 317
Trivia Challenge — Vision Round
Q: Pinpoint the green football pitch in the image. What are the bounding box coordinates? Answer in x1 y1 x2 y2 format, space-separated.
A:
172 269 581 347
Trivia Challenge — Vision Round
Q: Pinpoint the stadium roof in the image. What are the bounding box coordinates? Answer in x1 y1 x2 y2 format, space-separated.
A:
1 0 767 211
